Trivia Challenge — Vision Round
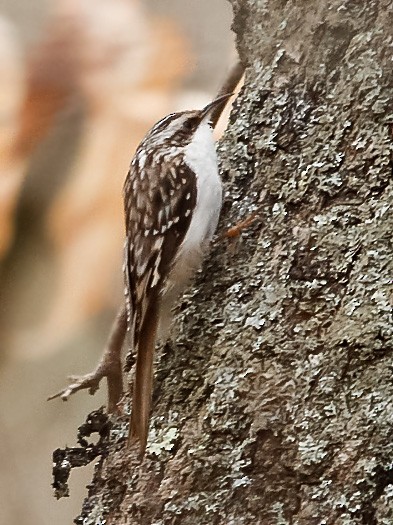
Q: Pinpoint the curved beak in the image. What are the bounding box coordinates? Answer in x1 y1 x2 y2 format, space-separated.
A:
200 92 234 122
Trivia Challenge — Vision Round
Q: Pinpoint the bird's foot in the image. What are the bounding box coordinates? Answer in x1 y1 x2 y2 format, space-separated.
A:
48 360 124 412
48 306 127 412
223 211 259 239
48 371 104 402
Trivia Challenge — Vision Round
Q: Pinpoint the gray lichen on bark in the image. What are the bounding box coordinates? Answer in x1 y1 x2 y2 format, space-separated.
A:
71 1 393 524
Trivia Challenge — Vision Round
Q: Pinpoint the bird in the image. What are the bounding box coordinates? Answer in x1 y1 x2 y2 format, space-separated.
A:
123 93 232 454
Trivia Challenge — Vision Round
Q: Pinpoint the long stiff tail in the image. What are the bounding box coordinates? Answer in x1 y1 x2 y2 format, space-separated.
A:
128 301 159 455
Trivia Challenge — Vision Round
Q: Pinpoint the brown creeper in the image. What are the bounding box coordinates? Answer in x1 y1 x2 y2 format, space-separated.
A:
123 94 232 453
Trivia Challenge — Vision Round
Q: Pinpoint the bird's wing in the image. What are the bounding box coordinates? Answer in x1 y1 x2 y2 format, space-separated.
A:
123 151 197 454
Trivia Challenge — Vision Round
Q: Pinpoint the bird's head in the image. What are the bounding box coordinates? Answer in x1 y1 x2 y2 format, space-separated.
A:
145 93 233 149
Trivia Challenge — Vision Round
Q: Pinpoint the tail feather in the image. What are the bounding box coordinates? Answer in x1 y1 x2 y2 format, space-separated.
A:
128 301 159 455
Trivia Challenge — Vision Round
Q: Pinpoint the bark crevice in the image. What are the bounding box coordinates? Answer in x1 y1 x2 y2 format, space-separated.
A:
55 1 393 523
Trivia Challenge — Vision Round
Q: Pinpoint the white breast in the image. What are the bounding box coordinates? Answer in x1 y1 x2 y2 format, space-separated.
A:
183 121 222 252
159 121 222 338
166 122 222 291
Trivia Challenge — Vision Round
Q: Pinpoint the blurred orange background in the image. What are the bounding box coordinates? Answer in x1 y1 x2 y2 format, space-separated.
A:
0 1 234 524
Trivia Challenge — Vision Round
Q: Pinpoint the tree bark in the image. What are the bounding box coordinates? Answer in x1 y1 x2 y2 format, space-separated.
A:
65 1 393 523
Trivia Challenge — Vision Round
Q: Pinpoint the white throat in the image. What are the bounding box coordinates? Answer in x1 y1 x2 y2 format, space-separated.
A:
185 120 216 164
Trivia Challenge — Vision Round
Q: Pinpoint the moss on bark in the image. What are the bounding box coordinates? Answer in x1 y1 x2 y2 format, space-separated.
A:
65 1 393 523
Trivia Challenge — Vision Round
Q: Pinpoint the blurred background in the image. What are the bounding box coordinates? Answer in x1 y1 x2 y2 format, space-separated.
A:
0 1 234 523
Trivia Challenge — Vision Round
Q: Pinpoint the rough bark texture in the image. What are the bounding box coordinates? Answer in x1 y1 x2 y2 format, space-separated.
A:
67 1 393 523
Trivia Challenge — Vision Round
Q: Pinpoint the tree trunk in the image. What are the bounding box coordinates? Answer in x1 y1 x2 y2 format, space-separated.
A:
64 1 393 523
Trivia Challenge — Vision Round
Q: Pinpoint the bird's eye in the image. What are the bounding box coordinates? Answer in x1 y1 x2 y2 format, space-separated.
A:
183 117 198 130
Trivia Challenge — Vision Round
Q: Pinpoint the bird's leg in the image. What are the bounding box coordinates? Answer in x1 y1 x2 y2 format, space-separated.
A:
48 306 127 412
223 212 259 239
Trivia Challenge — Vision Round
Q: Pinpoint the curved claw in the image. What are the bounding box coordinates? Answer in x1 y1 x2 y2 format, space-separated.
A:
47 373 102 402
48 306 127 411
